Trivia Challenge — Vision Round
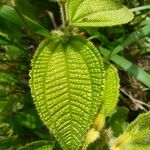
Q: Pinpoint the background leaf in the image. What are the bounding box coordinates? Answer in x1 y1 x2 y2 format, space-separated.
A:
110 112 150 150
99 47 150 88
0 5 50 37
18 140 52 150
67 0 134 27
107 107 129 137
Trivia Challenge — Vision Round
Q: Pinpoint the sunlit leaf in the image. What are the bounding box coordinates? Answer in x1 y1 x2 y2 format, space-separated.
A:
29 35 105 149
66 0 134 27
100 63 120 116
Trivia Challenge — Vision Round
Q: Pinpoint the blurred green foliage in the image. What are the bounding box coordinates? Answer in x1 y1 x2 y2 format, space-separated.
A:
0 0 150 149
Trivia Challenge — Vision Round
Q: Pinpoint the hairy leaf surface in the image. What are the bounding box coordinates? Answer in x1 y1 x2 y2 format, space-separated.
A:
66 0 134 27
100 63 120 116
111 112 150 150
29 35 105 150
90 63 119 134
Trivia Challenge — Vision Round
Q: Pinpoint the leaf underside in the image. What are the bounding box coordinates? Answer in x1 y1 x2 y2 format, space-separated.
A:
66 0 134 27
29 36 105 150
101 63 120 116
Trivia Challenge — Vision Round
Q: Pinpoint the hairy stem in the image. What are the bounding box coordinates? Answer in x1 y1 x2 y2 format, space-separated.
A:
46 11 58 29
59 2 66 27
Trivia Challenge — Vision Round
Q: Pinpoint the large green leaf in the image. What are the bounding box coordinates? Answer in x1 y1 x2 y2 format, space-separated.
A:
110 112 150 150
66 0 134 27
29 35 105 150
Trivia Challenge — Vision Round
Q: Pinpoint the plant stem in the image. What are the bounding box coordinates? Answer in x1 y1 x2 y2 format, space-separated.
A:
59 2 66 28
46 11 58 29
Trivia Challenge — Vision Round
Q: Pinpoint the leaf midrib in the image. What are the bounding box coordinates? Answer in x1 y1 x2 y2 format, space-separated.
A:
63 45 74 149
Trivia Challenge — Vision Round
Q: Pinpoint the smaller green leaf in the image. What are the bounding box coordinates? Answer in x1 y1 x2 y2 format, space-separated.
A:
110 112 150 150
18 140 52 150
83 63 119 148
67 0 134 27
100 63 120 116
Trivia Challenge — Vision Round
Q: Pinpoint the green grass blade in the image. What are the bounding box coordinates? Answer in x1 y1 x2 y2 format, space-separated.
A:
99 47 150 88
111 24 150 55
131 5 150 12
